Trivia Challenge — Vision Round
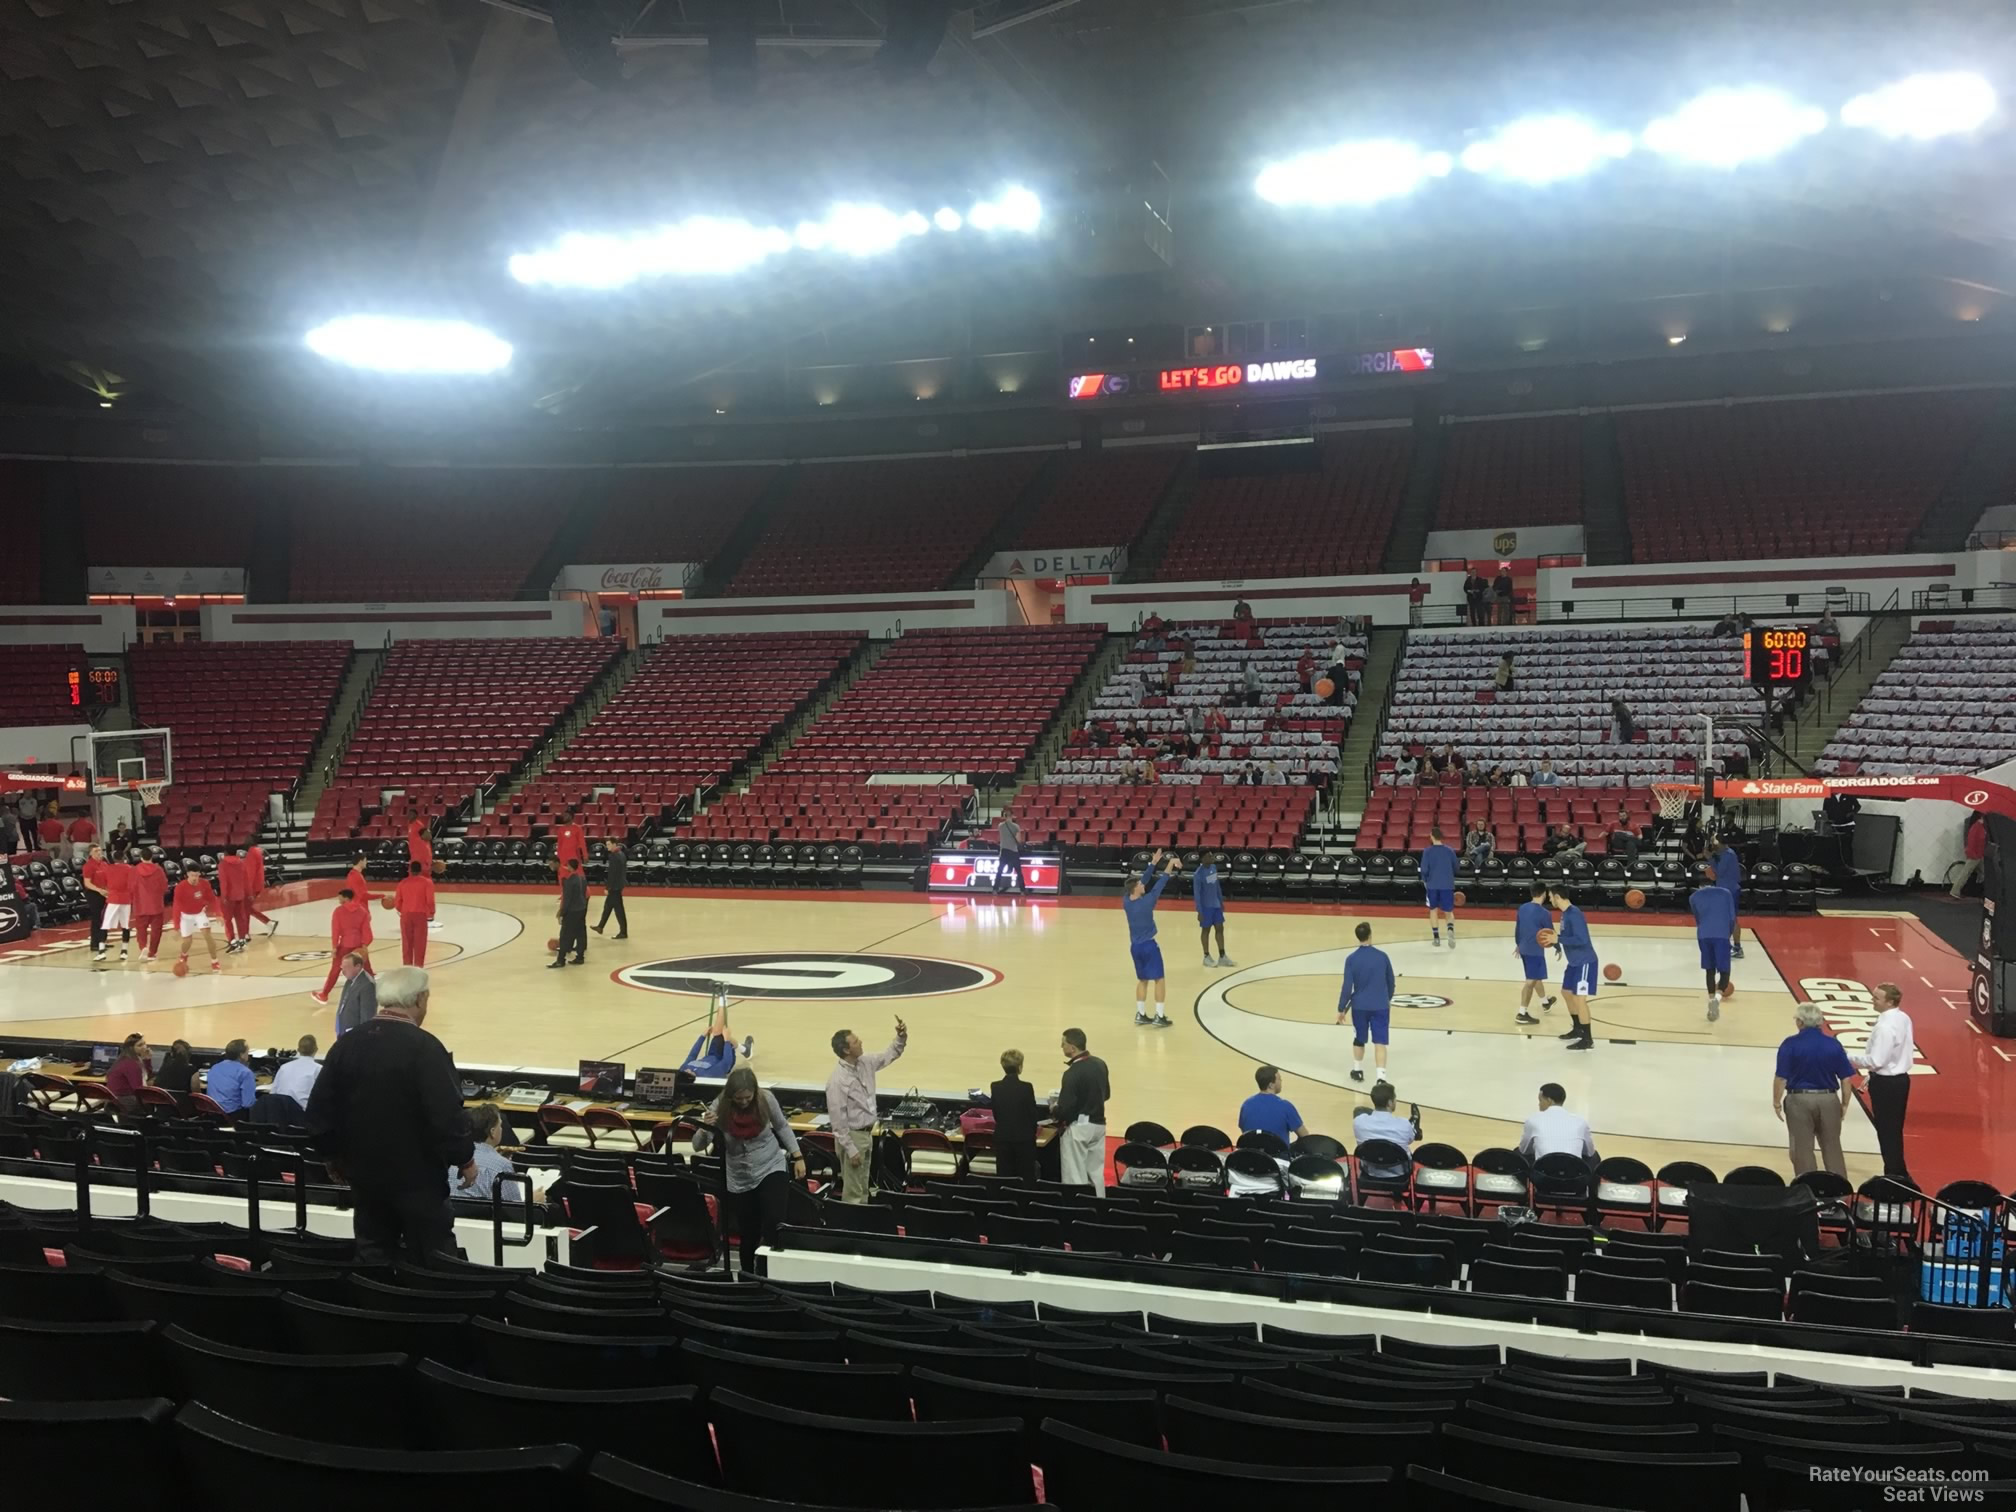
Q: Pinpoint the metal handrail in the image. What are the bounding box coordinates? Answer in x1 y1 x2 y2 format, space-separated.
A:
248 1142 311 1242
489 1174 538 1267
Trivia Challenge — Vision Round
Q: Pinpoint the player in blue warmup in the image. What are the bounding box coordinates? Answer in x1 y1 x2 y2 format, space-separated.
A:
1547 884 1598 1052
1690 863 1737 1023
1194 851 1234 968
1712 837 1745 959
1513 880 1559 1026
1125 848 1183 1028
1336 920 1397 1084
1420 829 1458 946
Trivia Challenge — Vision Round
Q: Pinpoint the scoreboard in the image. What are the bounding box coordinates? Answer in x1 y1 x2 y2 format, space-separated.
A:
1066 347 1433 402
1743 627 1813 690
928 852 1064 894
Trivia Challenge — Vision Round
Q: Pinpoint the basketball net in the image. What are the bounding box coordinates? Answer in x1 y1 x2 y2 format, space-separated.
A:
1653 782 1702 821
134 780 167 810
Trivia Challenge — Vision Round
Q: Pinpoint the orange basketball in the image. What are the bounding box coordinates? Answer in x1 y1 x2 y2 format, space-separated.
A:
1453 890 1467 907
1624 888 1646 909
1603 963 1622 982
1314 677 1336 699
547 937 561 953
1720 981 1736 1000
172 958 188 978
1536 927 1558 947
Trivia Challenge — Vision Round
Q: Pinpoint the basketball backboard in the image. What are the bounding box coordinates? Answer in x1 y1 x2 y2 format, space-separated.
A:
75 726 173 831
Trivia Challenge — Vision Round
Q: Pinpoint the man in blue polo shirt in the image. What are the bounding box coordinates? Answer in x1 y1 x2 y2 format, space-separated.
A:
1713 837 1745 959
1774 1003 1857 1178
1337 920 1397 1084
1548 886 1598 1053
1237 1065 1307 1145
1513 880 1558 1027
1421 828 1458 947
1690 864 1738 1023
204 1039 259 1116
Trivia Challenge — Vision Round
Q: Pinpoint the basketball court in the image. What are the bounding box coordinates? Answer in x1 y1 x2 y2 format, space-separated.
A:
4 880 2006 1192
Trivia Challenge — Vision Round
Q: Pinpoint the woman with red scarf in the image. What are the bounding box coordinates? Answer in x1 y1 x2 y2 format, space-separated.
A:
691 1066 805 1275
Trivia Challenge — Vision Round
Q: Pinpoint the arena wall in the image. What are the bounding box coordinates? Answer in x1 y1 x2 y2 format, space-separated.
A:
200 600 591 645
642 588 1022 639
0 605 134 652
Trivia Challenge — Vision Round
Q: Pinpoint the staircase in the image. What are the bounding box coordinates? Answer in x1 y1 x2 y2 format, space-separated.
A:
1911 387 2016 553
728 637 894 794
1381 402 1446 572
480 644 651 812
689 466 797 597
987 632 1131 821
1120 452 1201 582
1334 627 1407 816
1580 411 1632 566
296 649 383 817
1779 614 1912 774
948 451 1070 587
517 472 618 599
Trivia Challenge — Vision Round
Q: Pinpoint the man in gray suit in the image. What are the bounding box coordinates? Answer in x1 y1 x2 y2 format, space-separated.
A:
551 859 589 968
334 952 378 1037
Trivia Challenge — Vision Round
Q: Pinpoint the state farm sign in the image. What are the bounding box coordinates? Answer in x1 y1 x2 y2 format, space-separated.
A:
552 563 700 595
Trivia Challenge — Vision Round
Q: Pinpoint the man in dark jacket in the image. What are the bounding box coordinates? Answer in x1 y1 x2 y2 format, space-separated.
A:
333 951 377 1036
1052 1027 1110 1193
552 859 589 967
307 965 474 1263
592 840 629 939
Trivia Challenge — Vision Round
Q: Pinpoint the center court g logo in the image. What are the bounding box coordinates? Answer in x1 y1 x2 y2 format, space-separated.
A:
1391 993 1451 1010
618 953 1000 1001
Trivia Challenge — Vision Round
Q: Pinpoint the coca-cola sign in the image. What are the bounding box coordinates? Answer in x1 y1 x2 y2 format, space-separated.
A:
552 563 699 594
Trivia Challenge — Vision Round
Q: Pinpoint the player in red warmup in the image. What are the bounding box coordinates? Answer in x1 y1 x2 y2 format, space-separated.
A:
406 818 437 923
216 848 251 953
551 811 586 879
343 852 372 907
172 870 223 973
100 850 136 962
132 850 167 961
66 811 96 864
312 887 374 1003
383 860 435 967
244 843 277 935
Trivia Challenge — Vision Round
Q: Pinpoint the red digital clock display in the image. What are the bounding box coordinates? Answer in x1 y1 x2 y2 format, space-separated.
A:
1743 627 1812 689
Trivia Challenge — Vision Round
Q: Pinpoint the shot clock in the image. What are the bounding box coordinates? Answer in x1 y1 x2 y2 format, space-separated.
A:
1743 626 1812 690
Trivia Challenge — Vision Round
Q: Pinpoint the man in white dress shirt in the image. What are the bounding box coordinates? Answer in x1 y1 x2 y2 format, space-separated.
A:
1519 1082 1598 1169
1850 982 1915 1186
267 1034 322 1112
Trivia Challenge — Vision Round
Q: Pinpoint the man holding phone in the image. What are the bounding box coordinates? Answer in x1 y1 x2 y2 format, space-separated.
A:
825 1016 907 1203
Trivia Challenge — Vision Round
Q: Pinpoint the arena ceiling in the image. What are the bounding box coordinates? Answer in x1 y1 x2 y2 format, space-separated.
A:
0 0 2011 433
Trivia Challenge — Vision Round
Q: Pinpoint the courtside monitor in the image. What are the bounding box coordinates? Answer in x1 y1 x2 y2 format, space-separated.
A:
577 1059 625 1097
88 1044 116 1074
632 1067 681 1104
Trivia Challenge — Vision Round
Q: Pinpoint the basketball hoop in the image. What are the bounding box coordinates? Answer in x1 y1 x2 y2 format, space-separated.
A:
134 780 168 811
1653 782 1702 821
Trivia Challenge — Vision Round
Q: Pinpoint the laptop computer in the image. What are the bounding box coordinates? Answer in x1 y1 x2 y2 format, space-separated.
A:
86 1044 116 1075
577 1059 625 1098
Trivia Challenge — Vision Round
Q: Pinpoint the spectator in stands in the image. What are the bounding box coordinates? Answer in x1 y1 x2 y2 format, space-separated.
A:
592 840 629 938
1352 1082 1417 1179
1141 611 1165 636
1053 1027 1110 1193
457 1104 533 1203
1263 761 1287 786
1297 649 1317 693
1185 704 1206 742
1611 696 1635 744
153 1039 194 1095
1391 752 1419 785
695 1065 806 1275
1231 597 1253 624
309 965 475 1263
1609 807 1641 865
1237 1066 1307 1144
1428 743 1464 779
1120 721 1146 749
826 1017 907 1203
268 1034 322 1112
1242 663 1263 708
1140 760 1160 786
1204 707 1231 741
1463 819 1494 869
1507 767 1528 787
1519 1083 1597 1169
1529 758 1560 786
1464 570 1488 626
1773 1003 1857 1179
334 951 378 1036
105 1033 148 1111
1495 654 1516 693
204 1040 259 1117
989 1049 1039 1181
1492 566 1515 625
1407 577 1427 627
550 859 588 968
1239 762 1262 786
1326 638 1350 695
1544 824 1585 859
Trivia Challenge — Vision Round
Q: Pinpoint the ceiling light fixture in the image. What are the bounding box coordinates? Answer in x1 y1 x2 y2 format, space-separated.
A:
305 316 513 374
